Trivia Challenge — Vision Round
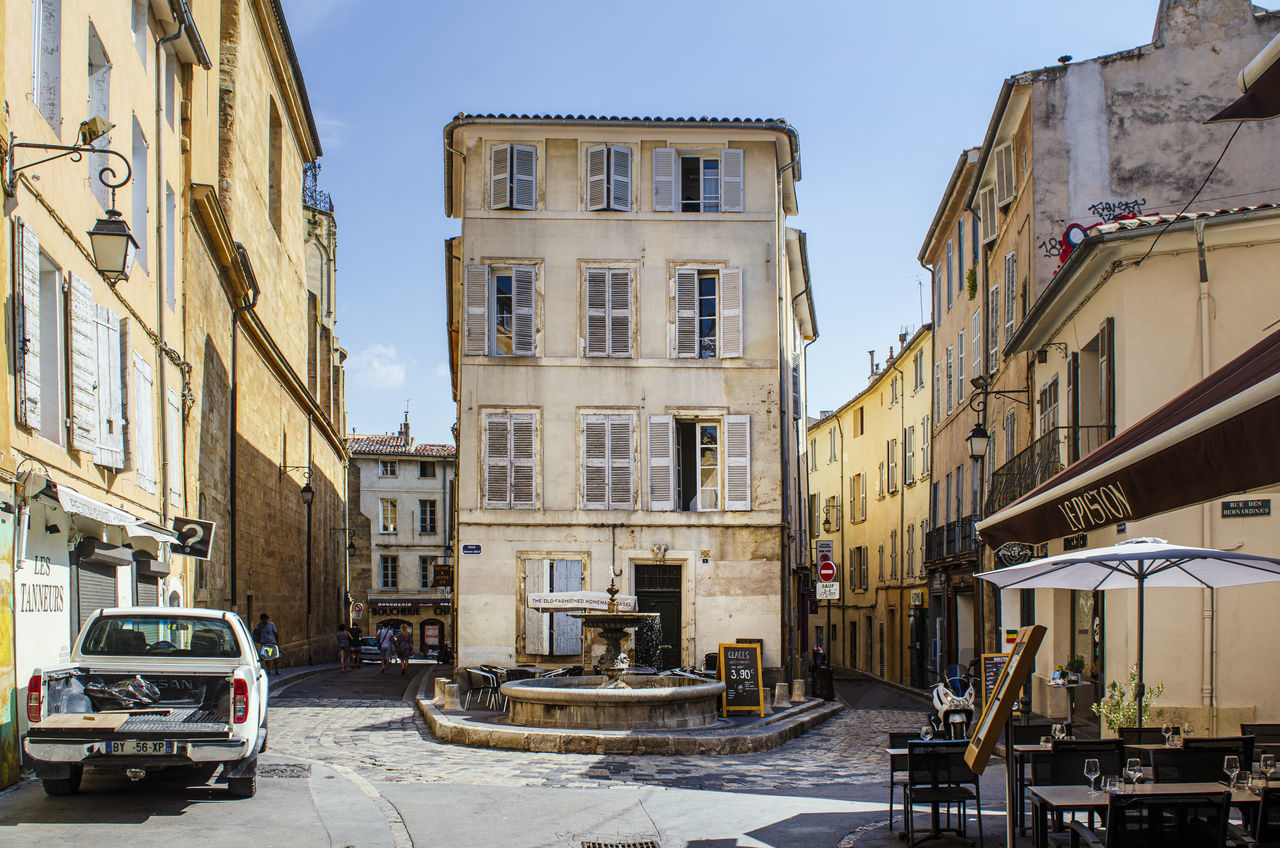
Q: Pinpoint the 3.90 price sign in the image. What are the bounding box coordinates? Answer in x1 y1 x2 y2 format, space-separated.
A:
718 642 765 716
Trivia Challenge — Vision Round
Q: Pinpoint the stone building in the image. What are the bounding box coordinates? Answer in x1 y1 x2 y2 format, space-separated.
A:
808 327 932 687
443 115 817 681
347 418 456 656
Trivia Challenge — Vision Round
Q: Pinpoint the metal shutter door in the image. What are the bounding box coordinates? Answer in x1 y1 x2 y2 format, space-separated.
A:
136 575 159 607
78 564 117 628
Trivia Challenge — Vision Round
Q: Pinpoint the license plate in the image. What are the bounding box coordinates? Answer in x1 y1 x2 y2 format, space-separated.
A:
106 740 177 755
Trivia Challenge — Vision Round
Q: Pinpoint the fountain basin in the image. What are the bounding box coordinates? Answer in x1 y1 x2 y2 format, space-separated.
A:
501 674 726 730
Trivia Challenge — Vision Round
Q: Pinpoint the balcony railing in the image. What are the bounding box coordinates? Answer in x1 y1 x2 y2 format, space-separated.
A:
984 424 1113 516
924 514 980 562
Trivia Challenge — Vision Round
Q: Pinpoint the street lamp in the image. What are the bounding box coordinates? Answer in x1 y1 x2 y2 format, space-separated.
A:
87 209 139 284
301 480 314 663
966 423 990 461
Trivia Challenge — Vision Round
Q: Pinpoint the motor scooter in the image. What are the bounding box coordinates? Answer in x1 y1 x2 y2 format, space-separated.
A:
928 662 976 739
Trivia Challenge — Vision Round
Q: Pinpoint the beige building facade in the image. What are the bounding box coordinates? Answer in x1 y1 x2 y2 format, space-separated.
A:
809 327 932 687
444 115 816 680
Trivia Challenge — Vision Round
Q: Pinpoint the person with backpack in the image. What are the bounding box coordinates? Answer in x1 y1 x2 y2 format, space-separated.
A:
377 623 395 673
253 613 280 675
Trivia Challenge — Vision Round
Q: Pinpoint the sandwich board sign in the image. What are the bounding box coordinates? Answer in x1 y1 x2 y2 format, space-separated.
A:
718 642 765 716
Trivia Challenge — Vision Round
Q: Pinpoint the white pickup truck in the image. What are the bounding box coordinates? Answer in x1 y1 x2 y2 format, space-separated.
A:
24 606 271 797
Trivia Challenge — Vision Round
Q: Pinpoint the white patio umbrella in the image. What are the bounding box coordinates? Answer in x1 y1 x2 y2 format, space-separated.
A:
976 538 1280 726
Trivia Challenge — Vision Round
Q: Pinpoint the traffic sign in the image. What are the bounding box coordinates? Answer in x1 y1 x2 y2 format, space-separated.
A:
818 559 836 582
816 582 839 600
352 602 364 613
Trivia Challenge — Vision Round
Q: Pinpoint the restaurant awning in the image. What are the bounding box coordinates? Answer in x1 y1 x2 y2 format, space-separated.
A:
977 326 1280 549
52 483 179 545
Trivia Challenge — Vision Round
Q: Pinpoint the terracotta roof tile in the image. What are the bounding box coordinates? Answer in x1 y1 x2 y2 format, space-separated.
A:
347 434 455 458
1089 203 1279 235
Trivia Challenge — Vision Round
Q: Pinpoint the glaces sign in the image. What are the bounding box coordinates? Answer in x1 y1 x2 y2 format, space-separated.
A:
1056 481 1133 533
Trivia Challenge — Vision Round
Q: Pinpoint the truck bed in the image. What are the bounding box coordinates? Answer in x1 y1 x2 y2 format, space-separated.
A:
31 707 231 740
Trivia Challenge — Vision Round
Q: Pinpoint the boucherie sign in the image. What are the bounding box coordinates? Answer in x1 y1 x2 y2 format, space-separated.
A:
1055 481 1135 533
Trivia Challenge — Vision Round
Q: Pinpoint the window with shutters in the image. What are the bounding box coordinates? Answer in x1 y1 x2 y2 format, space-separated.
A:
581 413 634 510
945 240 953 310
380 555 398 590
20 241 68 444
379 460 397 477
523 558 584 657
791 356 802 420
419 556 436 590
1004 409 1017 463
647 414 750 512
889 374 899 407
906 523 915 577
921 415 930 476
584 144 632 211
166 388 181 507
583 266 632 357
418 461 436 478
484 410 539 510
933 363 941 421
988 286 1000 373
418 499 437 535
972 310 982 381
887 439 898 494
1038 377 1060 436
379 499 397 533
670 267 743 359
33 0 61 130
652 147 744 213
828 428 837 463
850 473 866 522
489 143 537 210
878 545 885 580
978 185 997 244
913 350 924 392
87 25 112 209
890 529 898 578
1004 250 1017 342
905 426 916 485
132 352 156 492
464 263 538 357
945 346 953 415
957 331 966 404
994 142 1016 207
877 461 885 499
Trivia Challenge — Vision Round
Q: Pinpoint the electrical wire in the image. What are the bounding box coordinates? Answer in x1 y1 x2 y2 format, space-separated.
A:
1133 122 1245 267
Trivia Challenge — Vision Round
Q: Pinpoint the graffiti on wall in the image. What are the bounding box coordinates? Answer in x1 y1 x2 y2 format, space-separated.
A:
1088 198 1148 222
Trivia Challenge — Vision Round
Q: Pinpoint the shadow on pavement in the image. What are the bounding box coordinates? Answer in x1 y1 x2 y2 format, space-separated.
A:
0 768 239 826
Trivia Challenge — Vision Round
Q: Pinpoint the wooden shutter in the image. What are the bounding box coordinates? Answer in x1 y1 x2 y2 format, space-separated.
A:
490 144 510 209
720 148 744 212
464 265 489 355
979 186 997 243
551 560 583 654
609 145 631 211
1100 317 1115 431
792 355 801 420
995 143 1015 206
94 306 125 468
586 145 608 211
648 415 675 511
69 273 99 453
133 352 157 493
583 415 608 508
511 145 536 210
584 268 608 357
115 316 131 470
724 414 751 511
512 265 535 356
652 147 677 212
166 387 182 507
608 269 630 357
16 219 41 427
510 413 536 508
719 267 743 358
608 415 632 509
523 559 550 655
484 414 510 508
673 268 697 358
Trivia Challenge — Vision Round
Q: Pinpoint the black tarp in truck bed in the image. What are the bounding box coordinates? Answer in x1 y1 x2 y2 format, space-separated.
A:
30 707 231 740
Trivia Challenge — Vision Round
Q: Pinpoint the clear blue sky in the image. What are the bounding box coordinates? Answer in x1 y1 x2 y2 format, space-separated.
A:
279 0 1274 444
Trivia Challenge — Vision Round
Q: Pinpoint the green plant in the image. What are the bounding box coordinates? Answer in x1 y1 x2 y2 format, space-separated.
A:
1091 665 1165 731
966 267 978 300
1066 655 1086 674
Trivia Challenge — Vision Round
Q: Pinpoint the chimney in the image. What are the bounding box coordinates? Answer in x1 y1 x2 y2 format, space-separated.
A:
868 350 877 376
399 411 412 448
888 345 895 361
899 331 908 347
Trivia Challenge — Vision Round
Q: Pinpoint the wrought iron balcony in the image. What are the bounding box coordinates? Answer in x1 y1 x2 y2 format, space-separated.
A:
924 514 980 563
303 162 333 213
984 424 1114 516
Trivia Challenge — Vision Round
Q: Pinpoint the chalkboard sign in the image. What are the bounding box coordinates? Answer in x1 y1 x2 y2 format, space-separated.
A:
966 625 1045 774
718 642 765 716
981 652 1010 707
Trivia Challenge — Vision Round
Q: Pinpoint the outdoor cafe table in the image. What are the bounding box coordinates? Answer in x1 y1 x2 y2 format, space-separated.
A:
1027 782 1260 848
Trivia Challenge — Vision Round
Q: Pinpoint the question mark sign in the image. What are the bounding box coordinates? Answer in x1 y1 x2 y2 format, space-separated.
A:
179 523 204 553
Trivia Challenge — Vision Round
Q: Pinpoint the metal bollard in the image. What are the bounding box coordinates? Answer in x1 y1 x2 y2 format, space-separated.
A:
791 679 807 703
773 682 792 710
442 682 461 710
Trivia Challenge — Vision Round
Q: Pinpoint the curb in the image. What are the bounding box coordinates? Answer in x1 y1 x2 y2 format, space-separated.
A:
269 663 341 695
834 670 933 707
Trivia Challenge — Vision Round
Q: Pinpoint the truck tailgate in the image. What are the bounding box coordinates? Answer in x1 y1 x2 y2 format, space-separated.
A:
31 707 231 741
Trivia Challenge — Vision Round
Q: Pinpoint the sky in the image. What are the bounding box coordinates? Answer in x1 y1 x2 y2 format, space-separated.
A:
278 0 1276 445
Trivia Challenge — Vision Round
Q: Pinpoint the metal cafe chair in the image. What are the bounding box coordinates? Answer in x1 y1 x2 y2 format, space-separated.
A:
887 731 917 831
1031 739 1123 836
1067 790 1230 848
462 667 500 710
903 740 984 848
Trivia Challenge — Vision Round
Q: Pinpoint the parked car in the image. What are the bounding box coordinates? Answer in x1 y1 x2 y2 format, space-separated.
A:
357 636 380 664
24 606 269 797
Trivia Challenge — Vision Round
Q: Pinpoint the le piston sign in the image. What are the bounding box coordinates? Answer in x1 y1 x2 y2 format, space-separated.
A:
170 517 217 560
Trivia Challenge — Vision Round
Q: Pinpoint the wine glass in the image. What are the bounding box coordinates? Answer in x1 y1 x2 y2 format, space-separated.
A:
1183 721 1194 740
1162 722 1173 746
1224 755 1241 787
1261 753 1276 786
921 724 934 741
1084 758 1101 795
1125 758 1143 786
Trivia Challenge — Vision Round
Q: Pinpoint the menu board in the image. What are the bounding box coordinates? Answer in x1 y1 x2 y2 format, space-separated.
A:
981 652 1010 707
718 642 765 716
965 625 1045 774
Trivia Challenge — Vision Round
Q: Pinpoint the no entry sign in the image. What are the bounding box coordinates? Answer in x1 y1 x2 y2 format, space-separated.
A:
818 559 836 582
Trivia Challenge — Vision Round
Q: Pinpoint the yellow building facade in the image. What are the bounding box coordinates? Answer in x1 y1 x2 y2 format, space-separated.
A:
809 326 931 687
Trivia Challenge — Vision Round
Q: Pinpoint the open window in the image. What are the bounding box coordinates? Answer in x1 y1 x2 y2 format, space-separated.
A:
648 414 750 512
653 148 743 213
465 264 537 357
672 267 742 359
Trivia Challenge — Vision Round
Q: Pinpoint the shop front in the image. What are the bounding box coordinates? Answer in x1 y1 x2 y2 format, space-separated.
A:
368 595 453 659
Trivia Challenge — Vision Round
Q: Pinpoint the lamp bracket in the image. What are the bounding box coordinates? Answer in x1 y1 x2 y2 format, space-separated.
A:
967 385 1030 417
7 132 133 202
279 464 312 480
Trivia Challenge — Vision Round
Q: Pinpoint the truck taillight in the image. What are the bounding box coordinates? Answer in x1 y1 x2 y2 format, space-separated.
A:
232 678 249 724
27 674 42 723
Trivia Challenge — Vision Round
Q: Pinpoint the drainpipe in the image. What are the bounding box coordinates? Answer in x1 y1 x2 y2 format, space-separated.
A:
229 247 260 610
1195 218 1216 730
776 155 799 680
890 357 906 685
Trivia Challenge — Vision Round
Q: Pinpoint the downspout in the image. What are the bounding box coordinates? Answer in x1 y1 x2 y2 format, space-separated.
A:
835 415 846 668
229 247 260 610
890 358 906 685
1195 218 1216 730
777 155 799 680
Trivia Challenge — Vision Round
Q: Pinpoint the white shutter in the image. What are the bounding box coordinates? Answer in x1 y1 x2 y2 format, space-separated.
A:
648 415 675 511
583 415 608 509
995 143 1015 207
69 273 99 453
652 147 677 212
512 265 535 356
608 269 630 357
94 306 125 468
16 220 41 427
673 268 697 358
584 268 608 357
585 145 608 211
972 311 982 380
511 144 536 210
523 559 550 655
720 148 744 212
791 355 802 420
609 145 631 211
979 186 997 244
719 267 743 358
113 315 129 469
551 560 583 654
166 387 182 507
484 414 509 508
490 144 510 209
957 330 966 403
511 413 536 508
608 415 633 509
464 265 489 355
725 415 751 511
133 352 156 493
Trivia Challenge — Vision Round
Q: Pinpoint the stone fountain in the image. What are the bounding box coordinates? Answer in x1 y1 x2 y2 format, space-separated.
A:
569 578 659 675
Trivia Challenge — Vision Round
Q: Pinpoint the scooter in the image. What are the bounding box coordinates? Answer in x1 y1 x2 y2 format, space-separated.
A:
928 662 976 739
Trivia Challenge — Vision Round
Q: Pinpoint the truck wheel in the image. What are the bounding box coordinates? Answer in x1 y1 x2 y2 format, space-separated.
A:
42 765 83 796
228 773 257 798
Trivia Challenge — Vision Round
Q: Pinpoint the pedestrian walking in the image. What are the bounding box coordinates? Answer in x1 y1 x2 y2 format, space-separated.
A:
336 624 351 671
253 613 280 675
347 622 362 667
395 624 412 676
377 623 395 673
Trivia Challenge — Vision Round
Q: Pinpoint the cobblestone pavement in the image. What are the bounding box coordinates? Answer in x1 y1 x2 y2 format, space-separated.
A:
266 667 926 793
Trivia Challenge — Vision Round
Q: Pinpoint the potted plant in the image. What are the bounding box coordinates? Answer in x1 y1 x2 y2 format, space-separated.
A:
1066 655 1086 684
1091 665 1165 732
